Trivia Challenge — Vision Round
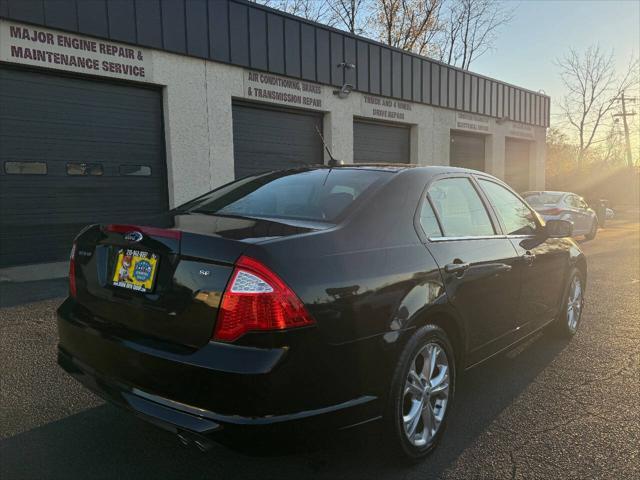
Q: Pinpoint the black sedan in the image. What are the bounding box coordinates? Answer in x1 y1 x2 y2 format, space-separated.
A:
57 165 586 459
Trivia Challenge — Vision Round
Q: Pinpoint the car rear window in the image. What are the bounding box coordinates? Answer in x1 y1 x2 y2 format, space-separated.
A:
183 168 390 222
523 193 562 206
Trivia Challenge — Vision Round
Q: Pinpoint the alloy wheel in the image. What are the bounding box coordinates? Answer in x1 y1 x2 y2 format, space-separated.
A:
402 342 450 447
567 275 583 332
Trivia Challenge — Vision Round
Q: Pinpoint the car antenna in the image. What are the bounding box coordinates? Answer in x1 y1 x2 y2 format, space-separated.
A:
315 126 342 167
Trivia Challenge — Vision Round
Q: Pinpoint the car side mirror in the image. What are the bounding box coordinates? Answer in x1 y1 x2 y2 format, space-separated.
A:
545 219 573 238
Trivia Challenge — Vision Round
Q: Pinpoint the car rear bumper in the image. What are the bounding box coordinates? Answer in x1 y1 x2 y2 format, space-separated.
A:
58 347 223 434
57 299 380 436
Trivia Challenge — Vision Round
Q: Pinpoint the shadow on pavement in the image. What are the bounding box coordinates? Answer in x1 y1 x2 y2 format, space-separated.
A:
0 333 569 480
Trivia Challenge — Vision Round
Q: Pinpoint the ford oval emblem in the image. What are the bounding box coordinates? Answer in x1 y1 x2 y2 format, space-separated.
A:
123 231 143 243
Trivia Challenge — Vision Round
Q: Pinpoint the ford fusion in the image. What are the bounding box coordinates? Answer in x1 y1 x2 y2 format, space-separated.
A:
57 166 586 459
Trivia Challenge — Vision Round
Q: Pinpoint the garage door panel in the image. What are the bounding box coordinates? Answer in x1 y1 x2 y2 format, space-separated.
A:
0 137 163 156
1 111 162 133
353 121 410 164
1 229 80 265
450 132 485 172
1 105 161 145
0 66 167 267
1 182 164 215
0 73 161 108
0 78 161 111
1 94 161 124
1 129 161 154
232 102 323 179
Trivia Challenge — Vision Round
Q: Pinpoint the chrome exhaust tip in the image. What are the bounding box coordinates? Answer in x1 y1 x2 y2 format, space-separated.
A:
176 432 191 447
177 430 213 452
193 438 213 452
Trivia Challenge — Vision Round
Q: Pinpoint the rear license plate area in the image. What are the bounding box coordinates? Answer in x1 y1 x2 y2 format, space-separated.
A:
111 248 159 293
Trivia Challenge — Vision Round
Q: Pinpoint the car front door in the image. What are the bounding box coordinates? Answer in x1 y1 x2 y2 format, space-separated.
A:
577 197 595 233
476 178 567 334
420 176 522 366
566 195 586 234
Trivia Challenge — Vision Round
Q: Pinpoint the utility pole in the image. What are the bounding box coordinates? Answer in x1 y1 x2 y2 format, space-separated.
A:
613 92 637 167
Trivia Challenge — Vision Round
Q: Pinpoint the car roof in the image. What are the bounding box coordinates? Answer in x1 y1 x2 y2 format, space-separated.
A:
522 190 569 196
305 163 494 177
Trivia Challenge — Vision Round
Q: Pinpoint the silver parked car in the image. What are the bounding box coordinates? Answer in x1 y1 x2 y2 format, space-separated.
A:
606 207 615 220
522 191 598 240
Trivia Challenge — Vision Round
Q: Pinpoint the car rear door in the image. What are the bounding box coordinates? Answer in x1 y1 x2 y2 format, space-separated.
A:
420 175 522 366
476 178 567 335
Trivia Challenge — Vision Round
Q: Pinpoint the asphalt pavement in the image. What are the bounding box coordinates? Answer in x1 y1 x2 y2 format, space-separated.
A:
1 210 638 480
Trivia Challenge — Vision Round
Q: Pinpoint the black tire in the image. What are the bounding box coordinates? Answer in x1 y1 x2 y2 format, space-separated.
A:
585 218 598 240
386 325 456 460
551 267 585 338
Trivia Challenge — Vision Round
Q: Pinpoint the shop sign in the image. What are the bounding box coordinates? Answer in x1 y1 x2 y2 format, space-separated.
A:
508 122 535 139
455 112 492 133
361 95 413 122
0 20 153 81
244 71 323 110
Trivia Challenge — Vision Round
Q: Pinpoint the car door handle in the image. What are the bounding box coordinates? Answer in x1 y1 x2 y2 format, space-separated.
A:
444 262 470 275
522 251 535 265
484 263 513 274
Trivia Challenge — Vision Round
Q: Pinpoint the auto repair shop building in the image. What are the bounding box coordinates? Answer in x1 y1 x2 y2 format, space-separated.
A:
0 0 549 268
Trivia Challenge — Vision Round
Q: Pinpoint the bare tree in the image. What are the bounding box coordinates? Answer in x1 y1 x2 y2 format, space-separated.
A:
326 0 370 34
252 0 512 68
372 0 443 56
435 0 514 69
599 122 627 168
556 45 639 170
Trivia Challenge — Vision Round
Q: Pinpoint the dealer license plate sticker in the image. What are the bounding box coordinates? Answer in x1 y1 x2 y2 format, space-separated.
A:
112 249 159 293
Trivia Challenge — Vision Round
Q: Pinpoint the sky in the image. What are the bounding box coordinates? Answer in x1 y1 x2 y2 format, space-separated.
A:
472 0 640 132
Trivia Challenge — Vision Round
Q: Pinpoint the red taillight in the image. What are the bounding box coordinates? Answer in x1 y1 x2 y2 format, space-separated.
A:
69 242 77 298
213 255 315 342
540 208 563 216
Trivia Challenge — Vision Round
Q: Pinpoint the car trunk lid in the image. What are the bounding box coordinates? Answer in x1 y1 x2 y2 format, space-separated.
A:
71 212 321 348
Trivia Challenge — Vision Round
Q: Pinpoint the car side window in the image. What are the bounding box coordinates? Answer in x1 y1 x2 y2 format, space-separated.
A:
428 178 494 237
419 198 442 238
478 179 538 236
567 195 579 208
